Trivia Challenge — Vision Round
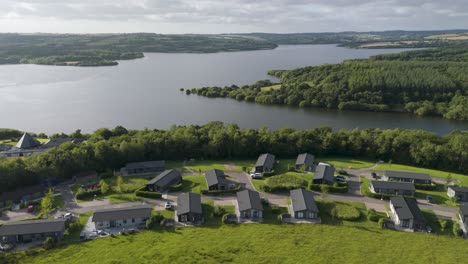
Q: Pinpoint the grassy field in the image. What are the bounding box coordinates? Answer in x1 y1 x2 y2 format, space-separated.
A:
182 160 255 173
11 212 468 263
180 176 207 194
316 157 375 169
374 163 468 186
415 184 458 207
260 84 281 92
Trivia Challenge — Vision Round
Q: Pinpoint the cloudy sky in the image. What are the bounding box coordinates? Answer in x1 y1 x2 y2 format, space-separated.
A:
1 0 467 33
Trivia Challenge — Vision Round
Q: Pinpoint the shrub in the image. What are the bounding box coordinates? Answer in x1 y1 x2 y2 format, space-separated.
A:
43 237 56 250
213 206 226 217
309 182 348 193
330 204 360 221
76 188 101 200
378 218 386 228
453 222 463 236
135 187 162 199
415 183 437 190
201 185 242 195
222 213 237 224
367 209 379 222
439 219 448 232
271 206 281 214
169 182 183 192
99 172 114 179
262 171 275 177
146 214 165 229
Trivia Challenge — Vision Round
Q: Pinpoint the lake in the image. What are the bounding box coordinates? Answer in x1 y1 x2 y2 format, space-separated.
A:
0 44 467 135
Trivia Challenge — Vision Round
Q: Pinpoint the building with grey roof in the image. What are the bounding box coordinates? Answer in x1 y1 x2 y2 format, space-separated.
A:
205 169 230 191
0 219 66 243
15 133 40 149
290 188 319 219
120 160 166 176
237 190 263 219
313 164 335 185
389 196 426 230
447 186 468 202
295 153 315 172
382 170 431 184
146 169 181 193
369 181 415 196
254 153 275 173
177 192 202 223
92 206 152 229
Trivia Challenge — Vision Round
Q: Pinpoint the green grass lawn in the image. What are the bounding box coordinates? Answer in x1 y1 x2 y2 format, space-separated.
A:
180 176 207 194
182 159 255 173
12 211 468 264
374 163 468 186
316 157 375 169
422 209 455 236
62 212 92 243
415 184 458 207
260 84 281 91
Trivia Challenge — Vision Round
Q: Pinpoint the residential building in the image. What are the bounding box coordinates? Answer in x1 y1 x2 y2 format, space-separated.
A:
254 153 275 173
146 169 182 192
205 169 232 190
369 181 415 196
92 206 152 229
120 160 166 176
312 164 335 185
237 190 263 219
290 188 319 219
295 153 315 171
447 186 468 202
382 170 431 184
459 205 468 228
389 196 426 230
177 192 202 223
0 219 66 243
1 133 78 157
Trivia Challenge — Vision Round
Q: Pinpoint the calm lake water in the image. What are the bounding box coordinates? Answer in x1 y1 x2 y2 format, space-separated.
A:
0 45 467 135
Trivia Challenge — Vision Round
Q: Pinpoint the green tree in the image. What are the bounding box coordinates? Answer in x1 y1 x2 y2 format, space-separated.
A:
320 185 329 198
446 174 453 186
100 180 110 194
116 176 124 193
40 188 55 217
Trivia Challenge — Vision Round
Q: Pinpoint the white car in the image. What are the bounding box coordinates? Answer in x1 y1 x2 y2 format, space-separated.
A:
250 173 263 179
64 213 73 220
165 201 172 210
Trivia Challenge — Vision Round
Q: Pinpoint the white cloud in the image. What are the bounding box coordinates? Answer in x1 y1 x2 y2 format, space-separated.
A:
0 0 467 33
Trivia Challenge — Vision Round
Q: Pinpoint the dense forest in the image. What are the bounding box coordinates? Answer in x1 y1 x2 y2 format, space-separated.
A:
190 47 468 121
2 30 468 66
0 33 276 66
0 122 467 193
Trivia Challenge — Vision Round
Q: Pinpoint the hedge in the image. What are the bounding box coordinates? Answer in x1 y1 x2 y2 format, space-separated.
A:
135 187 162 199
309 182 349 193
262 171 275 177
201 185 241 195
76 189 101 200
415 183 438 190
168 182 183 192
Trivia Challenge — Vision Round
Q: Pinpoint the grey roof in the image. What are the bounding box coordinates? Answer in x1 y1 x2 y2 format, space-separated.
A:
295 153 314 166
290 188 318 213
371 181 415 191
448 186 468 194
237 190 263 211
390 196 425 222
255 153 275 168
42 138 74 148
126 160 165 170
205 169 225 187
460 205 468 217
314 165 335 182
0 219 66 236
177 192 202 216
92 206 152 222
147 169 181 186
15 133 41 149
384 170 431 181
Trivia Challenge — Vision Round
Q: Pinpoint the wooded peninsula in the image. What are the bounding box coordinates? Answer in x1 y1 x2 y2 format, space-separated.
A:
189 47 468 121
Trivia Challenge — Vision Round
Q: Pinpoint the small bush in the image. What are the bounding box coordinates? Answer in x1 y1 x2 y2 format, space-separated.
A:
213 206 226 217
43 237 56 250
201 185 241 195
378 218 386 228
135 187 162 199
453 222 463 236
76 189 101 200
262 171 275 177
439 219 448 232
367 209 379 222
169 182 183 192
271 206 281 214
146 214 165 229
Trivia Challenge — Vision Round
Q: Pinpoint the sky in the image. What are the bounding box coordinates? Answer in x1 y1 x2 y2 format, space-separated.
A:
1 0 468 34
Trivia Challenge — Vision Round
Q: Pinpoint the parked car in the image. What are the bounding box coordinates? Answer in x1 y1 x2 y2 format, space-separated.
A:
64 212 73 220
27 205 34 213
426 226 432 233
250 173 263 179
335 176 347 182
0 243 14 251
426 195 434 204
165 201 172 210
79 232 86 240
371 172 377 178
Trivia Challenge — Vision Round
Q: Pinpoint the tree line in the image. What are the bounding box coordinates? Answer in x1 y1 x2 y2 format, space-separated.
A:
189 46 468 121
0 122 467 193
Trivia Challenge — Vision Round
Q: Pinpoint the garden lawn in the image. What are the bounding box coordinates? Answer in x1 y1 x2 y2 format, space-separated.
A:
374 163 468 186
182 160 255 173
415 184 458 207
316 157 375 169
63 212 92 243
11 222 468 264
180 176 207 194
422 209 456 236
